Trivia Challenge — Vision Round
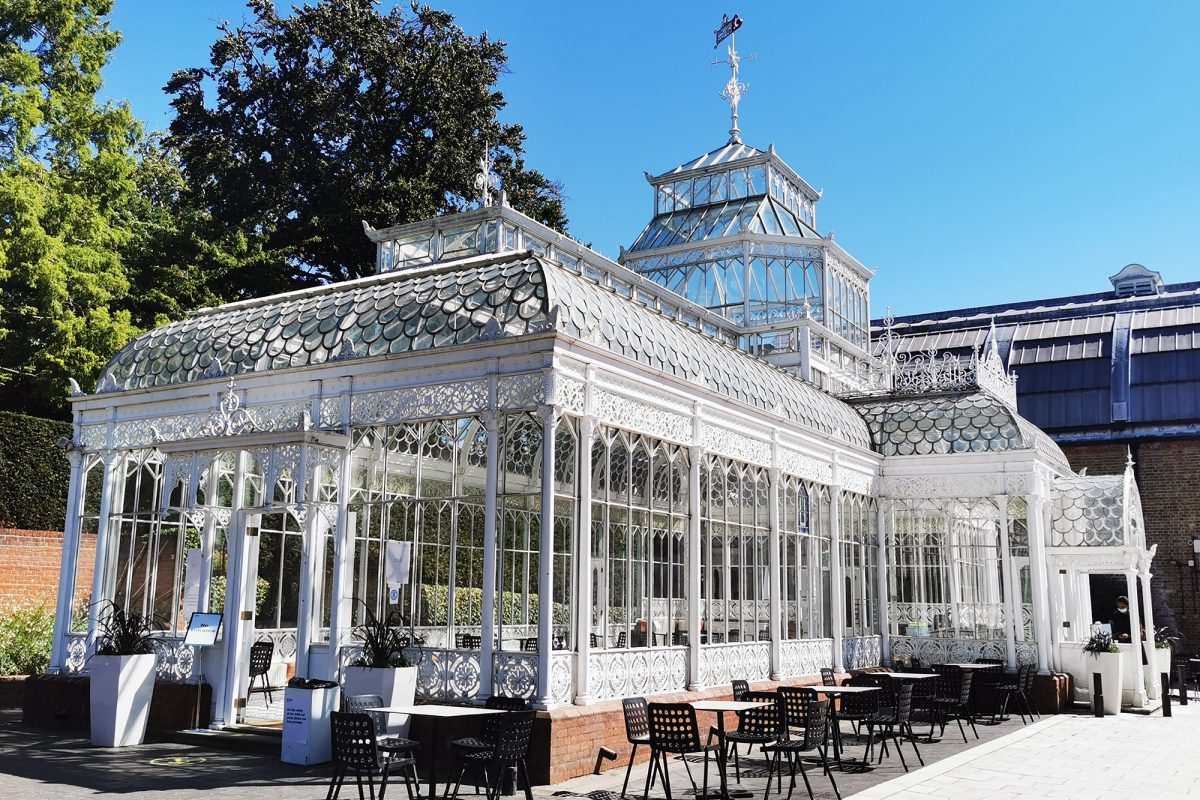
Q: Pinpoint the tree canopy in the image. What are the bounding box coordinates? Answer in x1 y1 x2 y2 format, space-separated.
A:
166 0 568 288
0 0 141 416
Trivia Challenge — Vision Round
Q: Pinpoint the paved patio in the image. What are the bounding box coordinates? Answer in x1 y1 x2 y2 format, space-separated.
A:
0 702 1196 799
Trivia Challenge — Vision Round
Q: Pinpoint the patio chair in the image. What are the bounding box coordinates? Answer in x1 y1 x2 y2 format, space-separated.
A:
765 688 840 800
992 663 1035 724
522 638 539 652
344 693 420 767
451 696 529 757
620 697 651 798
861 683 922 771
644 702 724 800
930 668 976 743
836 675 880 740
447 710 536 800
328 711 417 800
616 631 628 649
731 679 750 701
463 634 482 649
724 691 779 781
820 667 837 687
248 641 275 705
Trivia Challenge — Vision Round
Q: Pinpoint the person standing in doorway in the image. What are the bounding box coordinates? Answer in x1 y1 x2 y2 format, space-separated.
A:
1110 595 1132 642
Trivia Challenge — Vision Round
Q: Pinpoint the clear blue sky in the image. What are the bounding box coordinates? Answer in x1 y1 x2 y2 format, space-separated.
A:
105 1 1200 316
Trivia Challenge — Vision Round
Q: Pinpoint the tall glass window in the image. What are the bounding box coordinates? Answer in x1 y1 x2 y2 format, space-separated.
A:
701 456 770 643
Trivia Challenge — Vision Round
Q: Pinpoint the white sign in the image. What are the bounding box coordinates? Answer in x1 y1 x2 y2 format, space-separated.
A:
385 540 411 604
184 612 223 647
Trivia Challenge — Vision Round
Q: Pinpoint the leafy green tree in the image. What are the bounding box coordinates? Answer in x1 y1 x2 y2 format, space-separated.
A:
0 0 142 416
166 0 568 288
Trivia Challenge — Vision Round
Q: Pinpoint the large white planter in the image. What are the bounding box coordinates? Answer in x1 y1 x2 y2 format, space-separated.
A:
342 666 417 736
1087 651 1125 715
90 653 157 747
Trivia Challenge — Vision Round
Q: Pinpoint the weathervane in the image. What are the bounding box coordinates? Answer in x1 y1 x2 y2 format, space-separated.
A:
474 144 500 207
713 14 753 144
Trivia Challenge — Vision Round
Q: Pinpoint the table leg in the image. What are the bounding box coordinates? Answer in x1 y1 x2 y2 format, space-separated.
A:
716 712 729 800
428 717 440 800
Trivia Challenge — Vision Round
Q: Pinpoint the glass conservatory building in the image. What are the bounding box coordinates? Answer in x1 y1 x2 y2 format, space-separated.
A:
49 138 1161 739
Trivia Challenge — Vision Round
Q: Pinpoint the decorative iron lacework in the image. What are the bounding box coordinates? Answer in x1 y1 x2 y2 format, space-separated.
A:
698 642 771 687
842 635 882 671
888 635 1007 666
586 646 688 700
1050 474 1128 547
851 390 1069 468
415 647 482 703
492 652 537 700
779 639 833 678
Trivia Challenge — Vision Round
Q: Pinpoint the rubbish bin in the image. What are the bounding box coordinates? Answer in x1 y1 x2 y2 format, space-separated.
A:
281 677 338 765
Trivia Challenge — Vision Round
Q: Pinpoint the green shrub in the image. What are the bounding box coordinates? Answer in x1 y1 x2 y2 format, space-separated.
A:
416 584 570 626
0 605 55 675
0 412 72 531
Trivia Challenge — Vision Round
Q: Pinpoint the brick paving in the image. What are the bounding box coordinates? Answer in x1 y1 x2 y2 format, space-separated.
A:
2 702 1195 799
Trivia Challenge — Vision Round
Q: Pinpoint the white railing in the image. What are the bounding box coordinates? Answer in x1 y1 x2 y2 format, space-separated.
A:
888 635 1006 666
586 646 688 700
842 635 882 671
779 638 834 678
698 641 770 687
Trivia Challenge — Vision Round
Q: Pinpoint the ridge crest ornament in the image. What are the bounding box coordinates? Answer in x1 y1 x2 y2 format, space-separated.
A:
713 14 753 144
200 377 260 437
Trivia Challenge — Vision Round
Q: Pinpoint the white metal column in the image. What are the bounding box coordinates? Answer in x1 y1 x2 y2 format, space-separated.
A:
86 450 123 654
687 441 703 690
1125 569 1148 707
767 466 782 680
876 499 890 664
829 482 845 672
478 410 501 701
49 450 85 672
1026 496 1052 673
214 451 250 728
574 413 596 704
1139 569 1160 700
326 445 355 684
996 495 1018 668
534 405 559 707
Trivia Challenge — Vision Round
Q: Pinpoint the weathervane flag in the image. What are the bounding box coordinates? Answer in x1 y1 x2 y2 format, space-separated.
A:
714 13 743 48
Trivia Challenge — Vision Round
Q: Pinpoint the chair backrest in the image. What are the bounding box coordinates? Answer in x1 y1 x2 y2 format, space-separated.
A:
331 711 381 770
731 679 750 700
777 686 813 738
801 696 831 750
734 691 779 737
622 696 649 741
490 711 536 764
464 634 482 649
957 672 974 705
616 631 627 649
647 702 702 754
455 632 468 649
522 638 539 652
590 633 599 648
671 631 686 646
934 665 962 698
894 683 915 725
249 641 273 677
820 667 837 687
1018 663 1036 692
975 658 1006 666
486 695 529 711
841 676 879 716
344 693 387 738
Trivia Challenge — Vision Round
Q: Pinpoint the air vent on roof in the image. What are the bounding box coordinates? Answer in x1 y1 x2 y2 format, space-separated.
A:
1109 263 1163 297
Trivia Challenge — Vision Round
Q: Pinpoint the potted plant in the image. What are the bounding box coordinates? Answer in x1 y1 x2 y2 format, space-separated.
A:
1082 626 1123 715
89 603 159 746
342 608 419 737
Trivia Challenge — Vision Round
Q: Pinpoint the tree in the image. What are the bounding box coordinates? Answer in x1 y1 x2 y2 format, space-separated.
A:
166 0 568 289
0 0 142 417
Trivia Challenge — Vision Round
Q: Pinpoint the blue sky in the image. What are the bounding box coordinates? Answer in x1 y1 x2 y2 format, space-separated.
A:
106 1 1199 316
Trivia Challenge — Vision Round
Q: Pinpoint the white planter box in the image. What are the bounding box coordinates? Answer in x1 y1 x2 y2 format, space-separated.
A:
1087 651 1124 715
90 653 157 747
343 666 417 737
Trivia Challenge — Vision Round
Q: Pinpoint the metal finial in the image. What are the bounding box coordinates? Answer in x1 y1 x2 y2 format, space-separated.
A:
713 15 752 145
474 145 500 208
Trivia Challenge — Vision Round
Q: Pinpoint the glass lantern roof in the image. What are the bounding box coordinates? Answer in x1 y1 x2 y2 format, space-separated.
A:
627 195 819 253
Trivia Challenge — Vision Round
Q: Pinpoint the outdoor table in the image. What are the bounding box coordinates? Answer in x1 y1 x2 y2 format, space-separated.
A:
689 699 771 800
368 704 502 800
938 663 1001 670
810 685 880 770
882 672 938 680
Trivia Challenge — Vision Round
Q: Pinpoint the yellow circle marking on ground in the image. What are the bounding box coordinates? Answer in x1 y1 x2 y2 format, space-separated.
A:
148 756 208 766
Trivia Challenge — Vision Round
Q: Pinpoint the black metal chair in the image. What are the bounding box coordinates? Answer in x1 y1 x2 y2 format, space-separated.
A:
731 679 750 700
328 711 417 800
620 697 651 798
861 683 922 772
344 693 420 769
724 691 779 781
836 675 879 740
765 687 840 800
644 703 724 800
992 663 1035 724
447 710 536 800
820 667 837 687
930 668 976 743
616 631 628 649
248 640 275 704
521 638 539 652
451 695 530 760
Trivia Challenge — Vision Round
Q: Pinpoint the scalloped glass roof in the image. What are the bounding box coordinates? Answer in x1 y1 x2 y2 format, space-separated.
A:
98 254 873 450
628 196 819 253
1050 475 1127 547
661 142 767 176
849 391 1070 468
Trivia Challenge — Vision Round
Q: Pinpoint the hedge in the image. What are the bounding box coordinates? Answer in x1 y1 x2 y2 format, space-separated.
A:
418 584 571 627
0 411 71 531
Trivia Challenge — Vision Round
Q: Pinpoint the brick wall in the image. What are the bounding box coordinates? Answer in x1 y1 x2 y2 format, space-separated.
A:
1060 439 1200 649
0 528 90 612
